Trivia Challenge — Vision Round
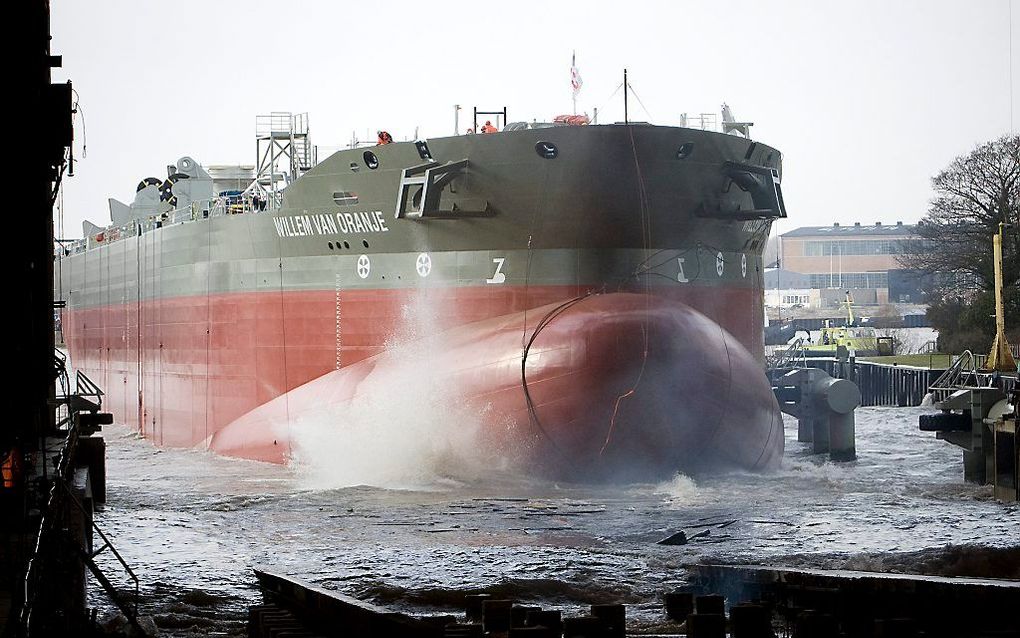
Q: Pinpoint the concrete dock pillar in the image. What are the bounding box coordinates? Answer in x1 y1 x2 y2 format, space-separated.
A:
814 376 861 461
798 417 813 442
811 417 830 453
829 411 856 461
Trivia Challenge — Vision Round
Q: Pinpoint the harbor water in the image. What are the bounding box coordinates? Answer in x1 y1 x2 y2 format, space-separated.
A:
91 406 1020 637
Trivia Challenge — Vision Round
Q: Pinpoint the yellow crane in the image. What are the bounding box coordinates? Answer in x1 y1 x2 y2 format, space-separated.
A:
986 222 1017 371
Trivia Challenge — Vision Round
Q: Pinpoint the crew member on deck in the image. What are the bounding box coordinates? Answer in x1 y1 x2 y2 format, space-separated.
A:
480 120 498 134
377 130 394 145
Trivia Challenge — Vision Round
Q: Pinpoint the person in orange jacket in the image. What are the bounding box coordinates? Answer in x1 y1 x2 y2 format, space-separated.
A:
2 448 20 489
377 130 394 145
480 120 498 134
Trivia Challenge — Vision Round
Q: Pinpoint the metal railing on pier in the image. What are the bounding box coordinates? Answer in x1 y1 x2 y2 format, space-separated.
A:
772 356 1015 408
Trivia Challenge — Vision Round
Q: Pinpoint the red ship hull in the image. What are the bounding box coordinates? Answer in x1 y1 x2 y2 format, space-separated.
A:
207 293 782 478
63 285 780 476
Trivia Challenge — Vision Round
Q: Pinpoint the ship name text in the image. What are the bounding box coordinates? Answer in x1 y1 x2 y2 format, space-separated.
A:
273 211 390 238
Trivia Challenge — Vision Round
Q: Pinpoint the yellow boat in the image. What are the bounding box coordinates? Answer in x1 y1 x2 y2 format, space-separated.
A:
803 292 885 357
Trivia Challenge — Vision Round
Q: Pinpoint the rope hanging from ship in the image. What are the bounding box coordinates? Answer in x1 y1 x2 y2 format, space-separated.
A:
519 123 659 463
519 291 598 469
516 152 580 467
599 125 653 457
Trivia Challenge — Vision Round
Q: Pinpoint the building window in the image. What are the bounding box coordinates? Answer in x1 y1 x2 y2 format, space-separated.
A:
807 272 888 288
803 239 909 256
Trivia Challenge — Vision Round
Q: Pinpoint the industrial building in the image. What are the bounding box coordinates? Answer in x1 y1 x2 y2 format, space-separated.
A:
766 221 925 309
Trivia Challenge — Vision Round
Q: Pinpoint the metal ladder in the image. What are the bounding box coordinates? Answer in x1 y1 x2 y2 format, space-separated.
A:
766 337 806 372
928 350 982 404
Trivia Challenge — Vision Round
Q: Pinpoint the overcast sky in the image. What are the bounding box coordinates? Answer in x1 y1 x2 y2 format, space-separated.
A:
51 0 1018 239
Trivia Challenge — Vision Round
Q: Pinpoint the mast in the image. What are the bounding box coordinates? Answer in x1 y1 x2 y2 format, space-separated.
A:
623 69 629 124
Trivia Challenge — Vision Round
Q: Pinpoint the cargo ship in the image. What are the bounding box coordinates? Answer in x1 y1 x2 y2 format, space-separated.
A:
56 111 787 481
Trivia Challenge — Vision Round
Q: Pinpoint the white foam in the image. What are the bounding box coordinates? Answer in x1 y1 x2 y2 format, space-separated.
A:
653 472 701 504
287 292 492 491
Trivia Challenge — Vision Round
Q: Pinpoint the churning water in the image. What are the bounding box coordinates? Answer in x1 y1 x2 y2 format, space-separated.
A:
90 407 1020 637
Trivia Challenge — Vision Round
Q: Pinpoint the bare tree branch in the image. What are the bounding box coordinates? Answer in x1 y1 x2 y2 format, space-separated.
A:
898 134 1020 300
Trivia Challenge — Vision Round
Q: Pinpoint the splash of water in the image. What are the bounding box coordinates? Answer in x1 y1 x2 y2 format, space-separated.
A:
653 472 701 504
288 293 493 491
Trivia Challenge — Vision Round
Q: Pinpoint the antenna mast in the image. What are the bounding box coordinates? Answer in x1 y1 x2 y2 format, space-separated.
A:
623 69 629 124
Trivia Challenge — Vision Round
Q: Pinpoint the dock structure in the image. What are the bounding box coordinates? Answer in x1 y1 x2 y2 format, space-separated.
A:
918 351 1019 499
772 366 861 461
3 2 141 635
251 567 1020 638
252 569 623 638
689 564 1020 638
768 340 1017 409
767 342 1018 499
993 405 1019 502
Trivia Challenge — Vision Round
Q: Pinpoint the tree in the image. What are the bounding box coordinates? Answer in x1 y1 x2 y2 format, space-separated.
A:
898 134 1019 351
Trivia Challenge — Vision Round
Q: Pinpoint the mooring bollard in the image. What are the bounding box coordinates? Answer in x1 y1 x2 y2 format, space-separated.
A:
774 368 860 461
814 375 861 461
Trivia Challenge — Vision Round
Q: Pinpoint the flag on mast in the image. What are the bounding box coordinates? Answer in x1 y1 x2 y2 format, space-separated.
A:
570 51 583 97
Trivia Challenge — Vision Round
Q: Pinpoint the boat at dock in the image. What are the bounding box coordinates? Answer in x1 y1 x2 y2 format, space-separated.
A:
55 110 787 480
802 292 887 357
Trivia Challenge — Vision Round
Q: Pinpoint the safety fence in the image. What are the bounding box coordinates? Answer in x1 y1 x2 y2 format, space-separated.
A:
793 358 1016 407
